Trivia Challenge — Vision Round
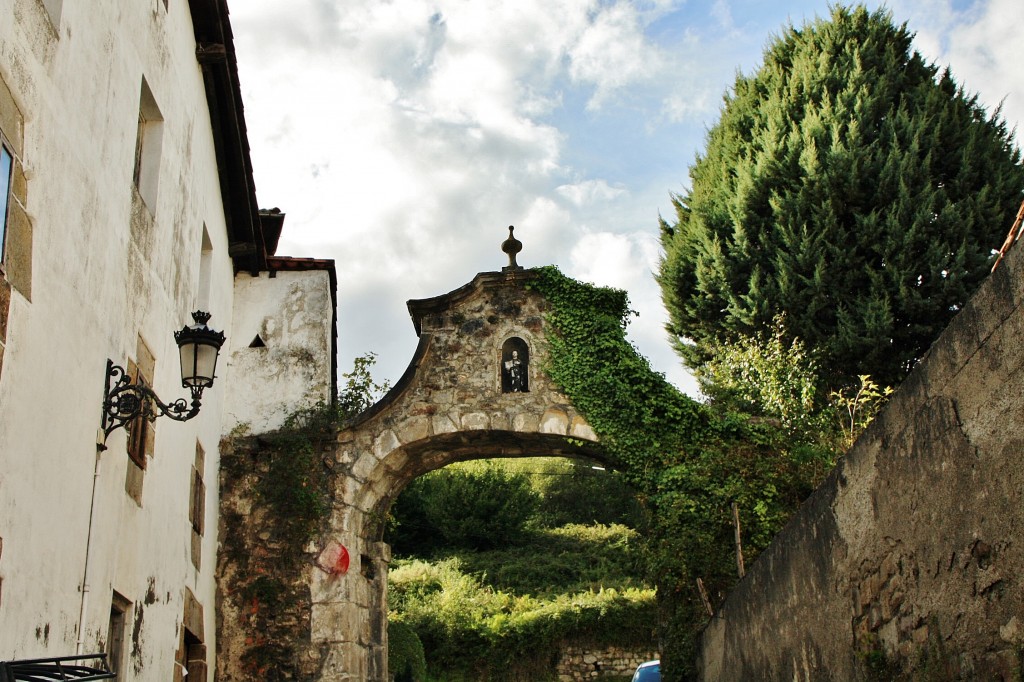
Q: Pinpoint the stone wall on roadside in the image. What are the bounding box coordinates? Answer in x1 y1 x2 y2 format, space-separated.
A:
556 645 658 680
697 241 1024 679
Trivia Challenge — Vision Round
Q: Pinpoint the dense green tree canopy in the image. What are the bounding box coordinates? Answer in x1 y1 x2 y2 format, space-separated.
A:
658 5 1024 390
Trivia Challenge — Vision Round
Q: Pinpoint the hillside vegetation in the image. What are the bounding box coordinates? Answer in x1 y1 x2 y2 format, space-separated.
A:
386 458 658 681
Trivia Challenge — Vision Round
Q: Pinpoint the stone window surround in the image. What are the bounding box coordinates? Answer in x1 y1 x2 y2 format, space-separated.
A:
498 331 533 393
0 73 31 382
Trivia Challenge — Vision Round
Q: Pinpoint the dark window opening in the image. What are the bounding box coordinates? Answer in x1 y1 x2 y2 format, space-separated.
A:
106 592 130 674
126 372 151 470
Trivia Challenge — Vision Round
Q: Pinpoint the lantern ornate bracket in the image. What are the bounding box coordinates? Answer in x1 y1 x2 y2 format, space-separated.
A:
98 311 225 450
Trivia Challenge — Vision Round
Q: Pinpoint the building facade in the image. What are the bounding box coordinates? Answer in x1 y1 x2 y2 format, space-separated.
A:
0 1 334 679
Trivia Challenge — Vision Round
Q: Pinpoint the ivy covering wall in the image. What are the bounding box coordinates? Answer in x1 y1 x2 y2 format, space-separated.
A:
529 265 835 679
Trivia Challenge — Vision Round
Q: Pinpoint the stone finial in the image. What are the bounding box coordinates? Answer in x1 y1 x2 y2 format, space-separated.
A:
501 225 523 272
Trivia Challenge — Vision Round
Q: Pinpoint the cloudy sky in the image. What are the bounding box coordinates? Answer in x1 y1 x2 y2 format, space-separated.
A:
228 0 1023 396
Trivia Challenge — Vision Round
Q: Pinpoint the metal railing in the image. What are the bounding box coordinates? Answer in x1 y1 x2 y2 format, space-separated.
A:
0 654 115 681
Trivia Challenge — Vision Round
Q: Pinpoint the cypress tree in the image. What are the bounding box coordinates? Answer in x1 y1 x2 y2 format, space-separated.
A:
658 5 1024 391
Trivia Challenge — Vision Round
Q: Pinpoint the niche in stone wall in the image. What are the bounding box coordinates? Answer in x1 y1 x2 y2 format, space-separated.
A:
501 337 529 393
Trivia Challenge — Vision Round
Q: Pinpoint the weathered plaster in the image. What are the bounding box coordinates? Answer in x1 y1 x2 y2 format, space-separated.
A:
0 2 258 679
223 269 334 433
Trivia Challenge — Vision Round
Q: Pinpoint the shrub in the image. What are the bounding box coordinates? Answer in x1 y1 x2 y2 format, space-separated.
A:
388 462 540 554
388 621 427 682
389 557 657 680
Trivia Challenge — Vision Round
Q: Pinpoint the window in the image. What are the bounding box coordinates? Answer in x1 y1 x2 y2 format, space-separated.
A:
197 225 213 310
175 589 207 682
174 630 205 681
189 442 206 570
126 367 152 470
106 592 131 675
0 142 11 264
125 336 156 503
132 79 163 211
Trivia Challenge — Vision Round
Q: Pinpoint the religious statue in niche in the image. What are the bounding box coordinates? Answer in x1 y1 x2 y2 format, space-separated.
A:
501 338 529 393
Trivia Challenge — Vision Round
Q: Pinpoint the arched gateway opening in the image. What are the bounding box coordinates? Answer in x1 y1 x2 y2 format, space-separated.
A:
218 261 611 681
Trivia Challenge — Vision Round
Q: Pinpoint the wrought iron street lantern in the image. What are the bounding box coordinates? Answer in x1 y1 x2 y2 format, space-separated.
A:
99 311 225 447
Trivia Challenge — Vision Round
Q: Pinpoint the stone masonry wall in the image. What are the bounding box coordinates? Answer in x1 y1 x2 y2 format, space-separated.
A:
556 645 658 680
697 242 1024 679
218 270 607 681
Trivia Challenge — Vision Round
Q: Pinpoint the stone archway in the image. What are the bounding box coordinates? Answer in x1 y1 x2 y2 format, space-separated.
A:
318 267 603 680
218 266 607 681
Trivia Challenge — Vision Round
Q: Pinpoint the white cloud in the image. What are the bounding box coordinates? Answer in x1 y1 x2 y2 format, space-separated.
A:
569 230 651 287
230 0 1020 401
569 2 666 109
889 0 1024 142
556 179 629 206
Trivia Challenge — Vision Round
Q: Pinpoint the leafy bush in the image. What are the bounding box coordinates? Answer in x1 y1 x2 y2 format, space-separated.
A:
697 317 832 439
455 523 648 597
525 458 647 529
389 557 657 680
388 461 540 554
388 621 427 682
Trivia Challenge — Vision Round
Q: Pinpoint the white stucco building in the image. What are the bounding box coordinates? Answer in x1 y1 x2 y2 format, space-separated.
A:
0 1 335 679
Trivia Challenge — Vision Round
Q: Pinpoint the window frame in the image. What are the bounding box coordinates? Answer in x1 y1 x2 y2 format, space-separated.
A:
0 138 13 268
126 366 152 470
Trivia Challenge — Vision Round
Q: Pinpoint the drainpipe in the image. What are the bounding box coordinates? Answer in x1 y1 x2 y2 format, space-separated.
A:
76 437 105 655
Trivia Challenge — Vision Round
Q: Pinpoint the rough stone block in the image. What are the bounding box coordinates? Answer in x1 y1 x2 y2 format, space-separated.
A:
381 448 409 473
540 407 569 435
512 412 540 432
868 604 883 631
461 412 490 430
310 601 364 643
431 389 454 407
396 416 429 444
432 413 458 435
570 415 597 441
309 567 355 604
335 446 356 466
317 642 367 680
880 554 896 580
349 453 378 483
373 429 400 459
999 616 1020 643
336 477 364 508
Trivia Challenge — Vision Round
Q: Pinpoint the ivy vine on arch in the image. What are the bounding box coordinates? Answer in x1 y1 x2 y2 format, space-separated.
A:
527 265 835 678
